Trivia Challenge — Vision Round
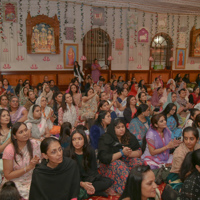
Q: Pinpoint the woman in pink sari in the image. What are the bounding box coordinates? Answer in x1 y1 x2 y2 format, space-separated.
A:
91 59 101 83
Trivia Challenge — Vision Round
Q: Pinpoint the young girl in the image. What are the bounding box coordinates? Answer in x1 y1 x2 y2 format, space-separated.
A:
64 129 112 199
59 122 72 149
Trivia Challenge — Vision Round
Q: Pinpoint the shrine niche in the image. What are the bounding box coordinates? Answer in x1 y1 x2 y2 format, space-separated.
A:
189 26 200 57
26 12 60 54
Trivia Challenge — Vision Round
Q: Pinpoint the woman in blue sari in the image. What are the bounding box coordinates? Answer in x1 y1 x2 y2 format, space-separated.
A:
128 104 150 146
162 103 182 139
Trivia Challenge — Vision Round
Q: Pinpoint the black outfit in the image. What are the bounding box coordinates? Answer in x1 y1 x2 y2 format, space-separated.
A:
64 147 112 198
123 107 138 124
29 157 80 200
74 65 84 81
183 76 190 83
174 75 181 82
85 83 91 92
111 85 118 91
15 84 22 96
98 122 141 165
50 85 60 93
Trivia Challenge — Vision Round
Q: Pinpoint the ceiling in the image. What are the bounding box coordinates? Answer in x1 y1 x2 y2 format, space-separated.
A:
61 0 200 15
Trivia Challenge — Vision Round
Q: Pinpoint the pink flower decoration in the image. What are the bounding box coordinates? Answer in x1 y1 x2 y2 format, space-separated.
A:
129 57 134 61
190 60 195 64
17 42 22 46
169 57 174 61
80 55 87 61
16 56 24 61
3 64 11 69
3 36 7 39
137 64 142 69
130 45 134 49
149 57 154 61
56 65 63 69
30 64 38 69
108 56 114 61
118 52 122 55
17 30 20 33
3 48 8 52
131 35 134 38
138 52 142 56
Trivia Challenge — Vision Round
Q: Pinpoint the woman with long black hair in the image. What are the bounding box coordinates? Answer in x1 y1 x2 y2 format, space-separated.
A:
74 61 85 84
64 129 112 199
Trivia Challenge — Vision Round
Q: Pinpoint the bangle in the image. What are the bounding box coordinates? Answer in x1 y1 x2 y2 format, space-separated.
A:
24 166 26 173
120 149 125 157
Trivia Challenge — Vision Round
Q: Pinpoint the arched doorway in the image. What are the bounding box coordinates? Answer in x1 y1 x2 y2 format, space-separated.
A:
82 28 112 73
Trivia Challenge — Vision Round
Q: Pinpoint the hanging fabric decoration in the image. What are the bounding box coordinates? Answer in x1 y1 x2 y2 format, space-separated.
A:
142 11 145 27
171 15 175 46
46 0 50 16
63 1 68 36
120 7 123 38
73 2 76 42
37 0 41 15
112 7 115 48
27 0 31 13
150 13 153 41
0 0 5 42
155 13 158 34
57 1 62 44
80 3 84 41
194 15 197 27
19 0 24 43
105 6 108 33
185 15 189 48
177 15 180 47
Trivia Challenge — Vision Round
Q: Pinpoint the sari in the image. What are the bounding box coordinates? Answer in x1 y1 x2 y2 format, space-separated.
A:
128 117 150 146
151 89 163 107
166 116 182 139
19 87 28 106
10 106 26 124
116 97 127 118
128 84 137 97
2 139 41 199
141 127 172 169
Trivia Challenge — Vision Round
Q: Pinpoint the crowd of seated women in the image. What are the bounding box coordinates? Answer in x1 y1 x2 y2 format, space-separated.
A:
1 69 200 200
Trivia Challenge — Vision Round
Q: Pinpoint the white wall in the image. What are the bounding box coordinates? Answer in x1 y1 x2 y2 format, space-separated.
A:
0 0 200 71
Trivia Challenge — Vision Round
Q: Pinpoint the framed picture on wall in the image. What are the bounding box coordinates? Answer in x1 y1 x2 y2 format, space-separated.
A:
3 2 17 22
64 43 78 69
175 48 186 69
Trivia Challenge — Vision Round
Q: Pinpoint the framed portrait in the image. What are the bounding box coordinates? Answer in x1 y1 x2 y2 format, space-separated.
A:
189 26 200 57
3 2 17 22
175 48 186 69
115 38 124 50
64 43 78 69
26 12 60 54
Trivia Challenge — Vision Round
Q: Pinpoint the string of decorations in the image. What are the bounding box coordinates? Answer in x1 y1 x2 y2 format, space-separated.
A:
142 11 145 27
105 6 108 33
120 7 123 38
19 0 24 43
73 2 76 42
112 7 115 48
167 13 170 35
126 6 130 47
27 0 31 13
134 9 137 47
0 0 5 42
195 16 197 26
90 5 93 44
150 13 154 41
63 1 68 36
155 13 158 33
9 21 14 38
80 3 84 41
186 15 189 48
57 0 62 44
171 15 175 46
177 15 180 47
46 0 50 16
37 0 41 15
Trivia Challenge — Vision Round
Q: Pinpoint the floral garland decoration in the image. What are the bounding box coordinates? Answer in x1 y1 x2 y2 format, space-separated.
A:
19 0 24 43
80 3 84 41
37 0 41 15
177 15 180 47
9 21 14 38
142 11 145 27
90 5 93 44
155 13 158 34
27 0 31 13
134 9 137 47
186 15 189 48
126 6 130 47
105 6 108 33
194 15 197 27
46 0 50 16
167 13 170 35
0 0 5 42
112 7 115 48
171 15 174 46
120 7 123 38
63 1 68 36
57 0 62 44
150 13 154 41
73 2 76 42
